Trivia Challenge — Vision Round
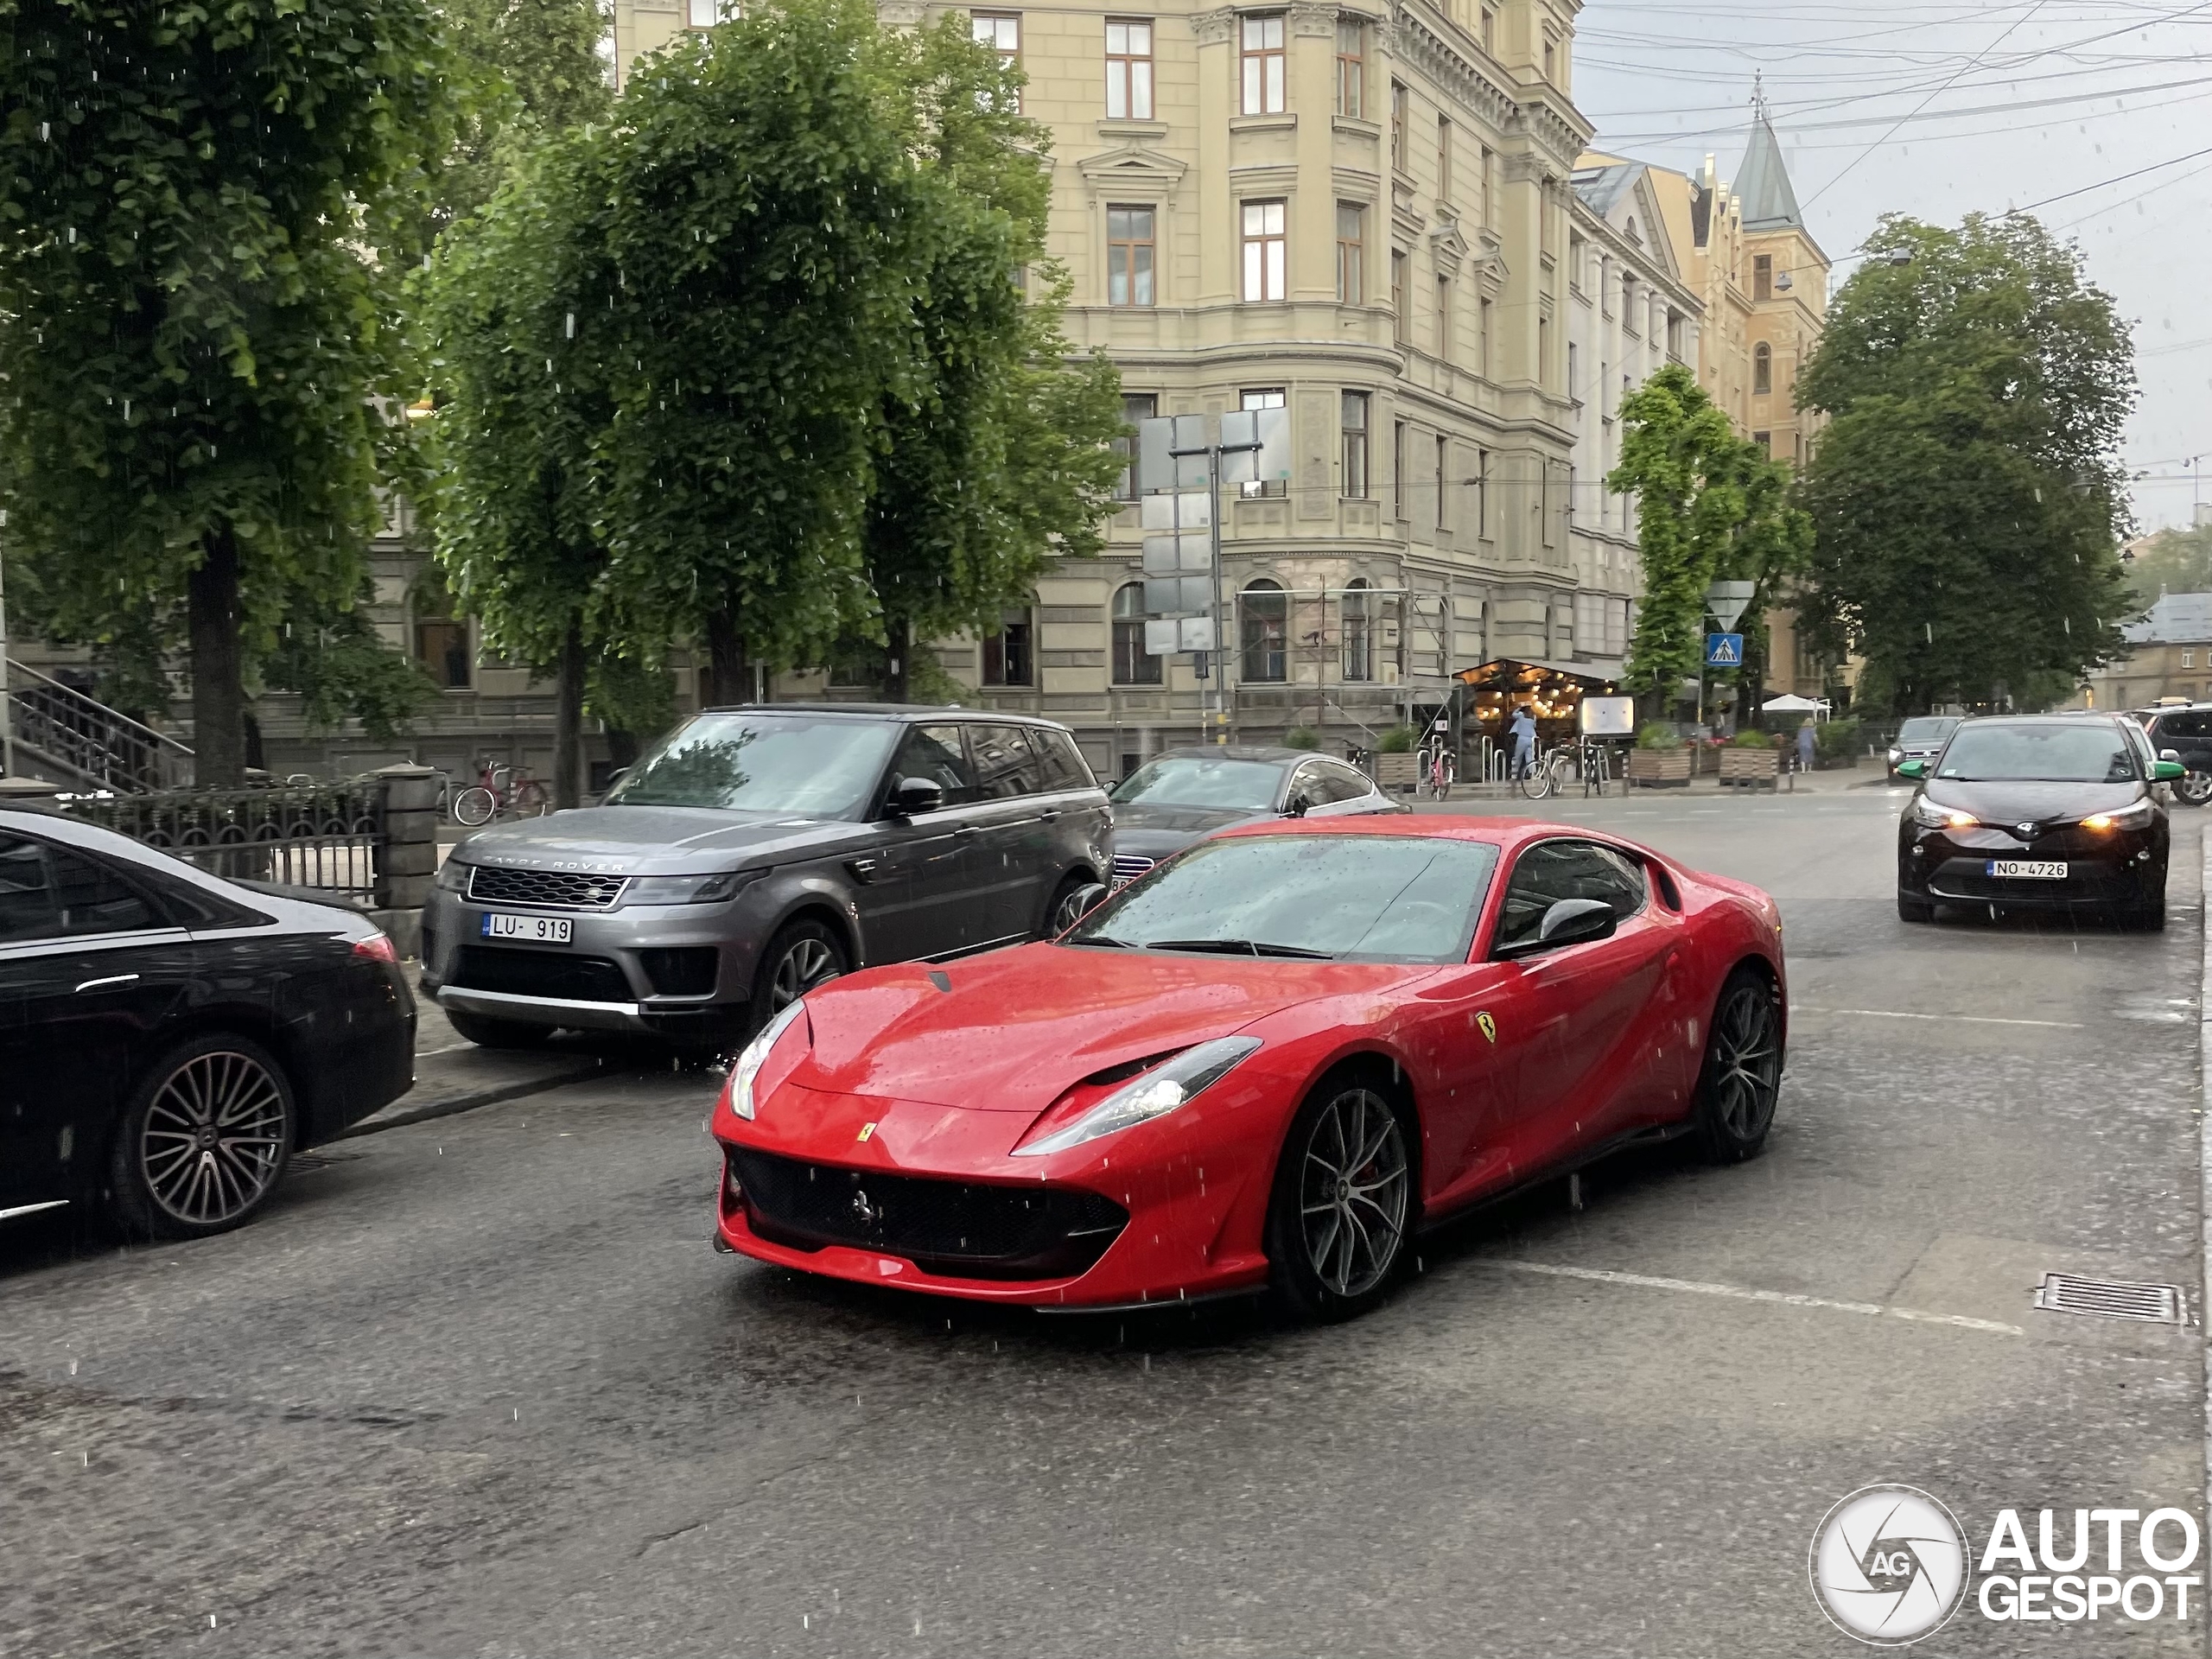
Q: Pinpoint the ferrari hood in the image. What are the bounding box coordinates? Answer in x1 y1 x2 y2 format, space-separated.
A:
790 943 1426 1112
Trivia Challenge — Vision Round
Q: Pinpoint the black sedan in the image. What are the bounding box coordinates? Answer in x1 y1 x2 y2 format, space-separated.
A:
0 808 415 1238
1106 746 1406 885
1894 715 2177 928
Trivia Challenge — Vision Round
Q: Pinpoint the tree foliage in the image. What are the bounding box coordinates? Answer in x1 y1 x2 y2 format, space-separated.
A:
434 0 611 232
1610 364 1808 709
0 0 456 781
1796 213 2136 715
2125 523 2212 607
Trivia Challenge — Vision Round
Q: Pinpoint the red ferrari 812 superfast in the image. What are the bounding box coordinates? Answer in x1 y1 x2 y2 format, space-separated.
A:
710 817 1785 1321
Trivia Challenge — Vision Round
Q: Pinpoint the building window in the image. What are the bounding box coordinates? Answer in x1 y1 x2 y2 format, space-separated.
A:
1480 7 1494 50
1539 315 1550 388
1335 202 1364 304
415 618 472 690
1112 582 1161 684
1105 19 1154 120
1108 205 1155 307
2185 651 2197 670
1481 145 1497 228
1242 580 1287 682
1479 296 1492 376
1240 387 1287 497
982 606 1033 686
1242 14 1285 113
1753 341 1772 395
1436 276 1452 362
973 12 1020 110
1241 200 1287 302
686 0 732 27
1477 447 1489 537
1436 116 1452 202
1753 253 1772 301
1393 421 1406 518
1113 391 1157 500
1435 435 1449 531
1336 19 1363 118
1343 579 1374 681
1341 391 1369 499
1390 81 1408 172
1391 249 1409 344
1567 340 1579 401
1542 37 1555 80
1753 430 1772 456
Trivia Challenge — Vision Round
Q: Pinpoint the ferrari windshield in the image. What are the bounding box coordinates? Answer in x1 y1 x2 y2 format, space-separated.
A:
605 714 897 817
1111 755 1284 811
1067 835 1499 963
1934 722 2138 785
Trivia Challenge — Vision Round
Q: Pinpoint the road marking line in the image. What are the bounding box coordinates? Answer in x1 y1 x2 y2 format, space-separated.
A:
1792 1006 2084 1030
1479 1259 2024 1336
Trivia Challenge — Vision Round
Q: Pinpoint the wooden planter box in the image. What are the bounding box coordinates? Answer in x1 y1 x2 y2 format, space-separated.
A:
1719 747 1781 790
1374 752 1421 793
1625 749 1692 788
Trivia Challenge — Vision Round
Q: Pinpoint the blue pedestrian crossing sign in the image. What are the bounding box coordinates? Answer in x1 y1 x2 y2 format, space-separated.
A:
1705 632 1745 668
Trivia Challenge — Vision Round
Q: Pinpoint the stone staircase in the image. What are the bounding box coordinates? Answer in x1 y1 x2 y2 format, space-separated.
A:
3 658 196 793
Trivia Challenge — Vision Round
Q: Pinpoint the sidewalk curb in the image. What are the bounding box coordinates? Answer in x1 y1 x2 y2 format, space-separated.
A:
338 1060 612 1141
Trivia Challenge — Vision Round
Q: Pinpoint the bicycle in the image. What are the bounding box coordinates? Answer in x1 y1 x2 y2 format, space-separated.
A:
1579 740 1612 798
452 759 550 826
1418 745 1456 800
1516 747 1569 801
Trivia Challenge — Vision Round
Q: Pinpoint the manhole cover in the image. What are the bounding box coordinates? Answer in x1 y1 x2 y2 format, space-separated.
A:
2032 1273 2185 1325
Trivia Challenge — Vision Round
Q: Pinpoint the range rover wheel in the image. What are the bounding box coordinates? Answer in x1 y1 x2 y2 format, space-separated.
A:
750 918 848 1032
1042 873 1107 938
110 1034 297 1240
445 1009 554 1049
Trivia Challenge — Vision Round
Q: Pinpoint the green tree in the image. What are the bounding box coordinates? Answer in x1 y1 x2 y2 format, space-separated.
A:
1610 365 1802 715
0 0 456 785
435 0 612 232
2124 523 2212 607
1796 214 2136 715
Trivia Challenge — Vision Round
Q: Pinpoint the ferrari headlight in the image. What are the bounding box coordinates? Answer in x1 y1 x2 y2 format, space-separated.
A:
2081 800 2154 831
626 870 755 906
1014 1037 1262 1158
1911 798 1977 830
728 1000 808 1121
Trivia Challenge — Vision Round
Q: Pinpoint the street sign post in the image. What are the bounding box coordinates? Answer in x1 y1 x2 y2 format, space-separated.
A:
1705 633 1745 669
1706 581 1755 632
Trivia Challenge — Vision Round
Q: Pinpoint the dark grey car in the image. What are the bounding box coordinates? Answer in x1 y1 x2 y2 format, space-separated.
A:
421 706 1111 1052
1105 746 1406 886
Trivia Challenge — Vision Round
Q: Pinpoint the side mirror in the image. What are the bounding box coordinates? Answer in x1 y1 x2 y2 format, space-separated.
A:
891 775 944 816
1893 758 1927 779
1286 793 1313 819
2155 760 2186 783
2161 748 2183 764
1497 898 1618 959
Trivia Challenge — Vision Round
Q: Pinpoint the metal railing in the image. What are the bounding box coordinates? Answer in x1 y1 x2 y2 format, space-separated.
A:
59 778 384 903
5 658 195 791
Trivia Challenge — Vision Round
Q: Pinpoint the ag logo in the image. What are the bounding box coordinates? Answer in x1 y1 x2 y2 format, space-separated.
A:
1809 1484 1969 1646
1476 1012 1497 1044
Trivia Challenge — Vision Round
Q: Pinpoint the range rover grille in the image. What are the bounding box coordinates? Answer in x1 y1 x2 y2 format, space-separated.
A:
467 865 628 910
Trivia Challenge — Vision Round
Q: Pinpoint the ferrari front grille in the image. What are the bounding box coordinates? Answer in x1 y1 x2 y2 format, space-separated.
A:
728 1148 1128 1281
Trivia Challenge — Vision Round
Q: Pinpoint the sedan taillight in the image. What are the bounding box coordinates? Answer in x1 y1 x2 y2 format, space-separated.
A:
353 933 398 964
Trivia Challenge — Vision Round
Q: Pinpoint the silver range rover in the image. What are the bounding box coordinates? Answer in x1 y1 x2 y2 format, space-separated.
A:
421 705 1113 1052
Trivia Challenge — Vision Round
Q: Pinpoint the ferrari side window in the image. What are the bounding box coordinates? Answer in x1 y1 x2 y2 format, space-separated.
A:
1494 840 1645 950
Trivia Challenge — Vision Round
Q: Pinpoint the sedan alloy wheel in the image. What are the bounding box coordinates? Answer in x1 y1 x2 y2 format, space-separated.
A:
141 1049 291 1227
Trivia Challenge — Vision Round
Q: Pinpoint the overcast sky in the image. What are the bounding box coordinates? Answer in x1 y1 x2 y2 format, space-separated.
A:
1573 0 2212 537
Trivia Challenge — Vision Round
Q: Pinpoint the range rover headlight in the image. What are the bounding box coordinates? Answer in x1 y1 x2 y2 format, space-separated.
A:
727 1000 809 1122
626 870 757 906
1014 1037 1262 1158
435 858 470 893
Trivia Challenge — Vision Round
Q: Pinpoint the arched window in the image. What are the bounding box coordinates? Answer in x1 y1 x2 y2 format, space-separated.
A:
1242 580 1287 683
1342 580 1373 682
1112 582 1161 686
1753 341 1772 396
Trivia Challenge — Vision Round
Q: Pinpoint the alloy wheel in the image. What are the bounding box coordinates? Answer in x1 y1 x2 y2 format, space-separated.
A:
770 938 839 1010
139 1050 289 1227
1298 1087 1410 1299
2177 771 2212 807
1712 982 1781 1141
1049 885 1094 936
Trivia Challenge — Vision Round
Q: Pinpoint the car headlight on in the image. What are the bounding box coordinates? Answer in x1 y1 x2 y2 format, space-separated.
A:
1911 798 1978 830
726 1000 809 1121
2081 801 2155 831
626 870 756 906
1887 747 1901 763
435 858 470 893
1014 1037 1262 1158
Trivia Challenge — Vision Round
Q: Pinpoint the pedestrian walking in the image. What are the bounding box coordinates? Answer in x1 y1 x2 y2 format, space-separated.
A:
1796 718 1816 774
1510 705 1538 782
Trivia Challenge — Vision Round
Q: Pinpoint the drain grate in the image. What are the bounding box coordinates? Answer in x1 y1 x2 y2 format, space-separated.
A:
2032 1273 2186 1325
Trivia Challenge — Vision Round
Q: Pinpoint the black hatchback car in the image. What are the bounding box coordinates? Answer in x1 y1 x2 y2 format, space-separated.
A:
0 809 415 1238
1894 715 2179 928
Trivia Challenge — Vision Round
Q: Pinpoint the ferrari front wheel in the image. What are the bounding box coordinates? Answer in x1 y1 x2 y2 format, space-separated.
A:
1691 968 1783 1164
1267 1076 1413 1322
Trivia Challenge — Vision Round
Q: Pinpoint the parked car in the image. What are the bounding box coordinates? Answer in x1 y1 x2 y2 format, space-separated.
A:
1893 715 2177 927
1105 746 1406 886
0 808 414 1238
423 705 1113 1053
1885 715 1961 781
2132 704 2212 807
710 817 1786 1320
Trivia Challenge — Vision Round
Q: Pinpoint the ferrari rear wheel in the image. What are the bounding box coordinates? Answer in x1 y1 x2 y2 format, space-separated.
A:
1267 1077 1413 1322
1691 968 1783 1164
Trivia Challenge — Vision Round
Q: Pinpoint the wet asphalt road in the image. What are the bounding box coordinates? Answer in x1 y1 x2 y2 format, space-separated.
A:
3 780 2205 1657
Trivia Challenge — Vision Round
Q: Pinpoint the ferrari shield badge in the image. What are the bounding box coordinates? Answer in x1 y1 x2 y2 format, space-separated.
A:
856 1122 877 1142
1476 1012 1497 1045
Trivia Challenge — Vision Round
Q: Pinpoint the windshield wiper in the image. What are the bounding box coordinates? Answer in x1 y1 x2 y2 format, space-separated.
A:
1066 934 1134 948
1144 938 1336 959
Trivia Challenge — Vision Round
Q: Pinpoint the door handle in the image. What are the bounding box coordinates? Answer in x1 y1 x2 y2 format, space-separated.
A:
1039 808 1061 822
76 973 140 994
954 824 979 837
